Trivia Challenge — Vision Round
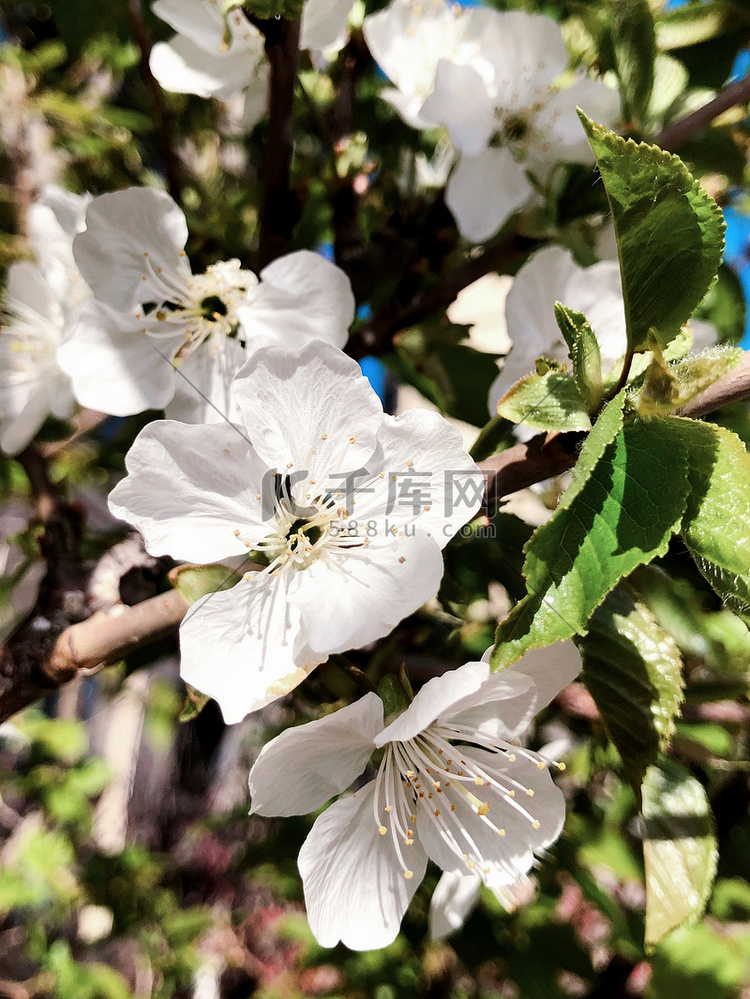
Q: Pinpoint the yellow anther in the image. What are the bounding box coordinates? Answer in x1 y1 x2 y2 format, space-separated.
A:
233 528 241 536
321 434 328 440
434 809 441 817
156 310 167 321
467 860 475 870
477 802 490 817
508 753 516 762
398 556 406 564
379 826 387 835
498 828 506 837
406 829 413 837
537 761 545 769
508 790 515 798
450 805 456 812
558 762 566 771
532 819 540 830
384 805 392 813
526 789 534 797
474 777 484 786
404 870 413 879
349 436 356 443
410 814 417 823
405 838 414 846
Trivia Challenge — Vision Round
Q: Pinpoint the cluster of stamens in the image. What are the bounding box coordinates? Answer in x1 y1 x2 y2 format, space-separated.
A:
373 723 565 882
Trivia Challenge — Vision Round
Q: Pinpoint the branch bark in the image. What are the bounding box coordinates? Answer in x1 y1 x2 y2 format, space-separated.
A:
127 0 182 203
254 16 301 269
657 70 750 151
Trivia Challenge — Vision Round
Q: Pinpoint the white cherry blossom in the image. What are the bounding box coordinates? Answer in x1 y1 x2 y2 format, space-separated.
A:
150 0 355 130
363 0 483 130
429 868 535 940
149 0 269 129
108 340 482 724
58 187 355 423
248 643 580 949
0 186 90 455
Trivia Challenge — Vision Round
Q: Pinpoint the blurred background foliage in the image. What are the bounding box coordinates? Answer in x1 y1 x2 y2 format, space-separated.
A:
2 0 750 995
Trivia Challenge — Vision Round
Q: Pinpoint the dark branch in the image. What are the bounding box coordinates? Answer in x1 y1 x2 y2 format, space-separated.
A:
254 16 301 269
657 70 750 151
127 0 182 202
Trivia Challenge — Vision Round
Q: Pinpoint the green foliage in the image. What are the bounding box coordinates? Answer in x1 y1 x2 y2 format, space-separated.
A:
636 346 742 415
492 400 690 669
641 758 717 950
554 302 604 412
612 0 656 124
495 369 592 431
677 418 750 626
578 585 684 796
579 113 725 354
169 562 242 604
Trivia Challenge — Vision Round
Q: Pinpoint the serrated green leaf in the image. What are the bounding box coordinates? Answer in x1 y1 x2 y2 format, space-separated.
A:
496 370 592 431
577 585 684 796
491 410 691 670
579 113 725 354
642 757 717 950
637 347 742 415
169 563 242 605
554 303 604 412
672 418 750 625
656 1 736 50
613 0 656 124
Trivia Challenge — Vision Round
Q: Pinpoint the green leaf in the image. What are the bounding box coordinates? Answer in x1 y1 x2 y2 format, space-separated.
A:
577 585 684 796
642 757 717 950
554 303 604 412
496 370 592 431
491 407 691 670
613 0 656 124
179 685 213 724
637 347 742 415
579 113 725 354
648 54 689 122
469 414 515 461
169 563 242 604
695 263 747 345
673 418 750 626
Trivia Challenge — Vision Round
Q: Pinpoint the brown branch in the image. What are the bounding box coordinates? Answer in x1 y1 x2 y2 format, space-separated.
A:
681 351 750 417
253 16 301 269
348 233 540 359
127 0 182 202
657 70 750 151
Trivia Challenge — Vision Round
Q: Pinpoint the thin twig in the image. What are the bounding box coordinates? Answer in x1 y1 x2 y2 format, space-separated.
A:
657 70 750 151
127 0 182 202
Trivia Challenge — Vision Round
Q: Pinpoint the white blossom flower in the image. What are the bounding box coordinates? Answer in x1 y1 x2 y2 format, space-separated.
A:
108 340 482 723
247 643 580 949
58 187 355 423
149 0 269 130
363 0 483 130
0 186 90 455
150 0 355 130
0 501 45 642
301 0 356 52
417 10 619 242
487 245 719 424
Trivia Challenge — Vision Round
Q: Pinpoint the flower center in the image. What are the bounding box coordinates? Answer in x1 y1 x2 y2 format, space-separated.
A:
373 723 565 884
200 294 229 319
503 113 529 143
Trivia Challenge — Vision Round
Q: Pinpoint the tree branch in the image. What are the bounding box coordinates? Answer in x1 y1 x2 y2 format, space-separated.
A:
127 0 182 202
347 233 540 359
657 70 750 151
253 16 301 269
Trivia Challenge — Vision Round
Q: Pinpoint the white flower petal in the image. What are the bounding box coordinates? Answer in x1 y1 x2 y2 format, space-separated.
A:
429 870 481 940
0 384 53 457
248 692 382 816
165 336 248 424
180 573 325 724
108 420 271 563
358 408 483 547
232 340 383 477
420 59 495 157
298 782 428 950
150 35 262 100
237 250 354 351
376 661 531 748
290 529 444 656
465 643 581 740
58 302 179 416
446 148 532 243
74 189 190 311
535 79 619 162
417 748 564 884
300 0 353 52
152 0 227 50
482 11 568 107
